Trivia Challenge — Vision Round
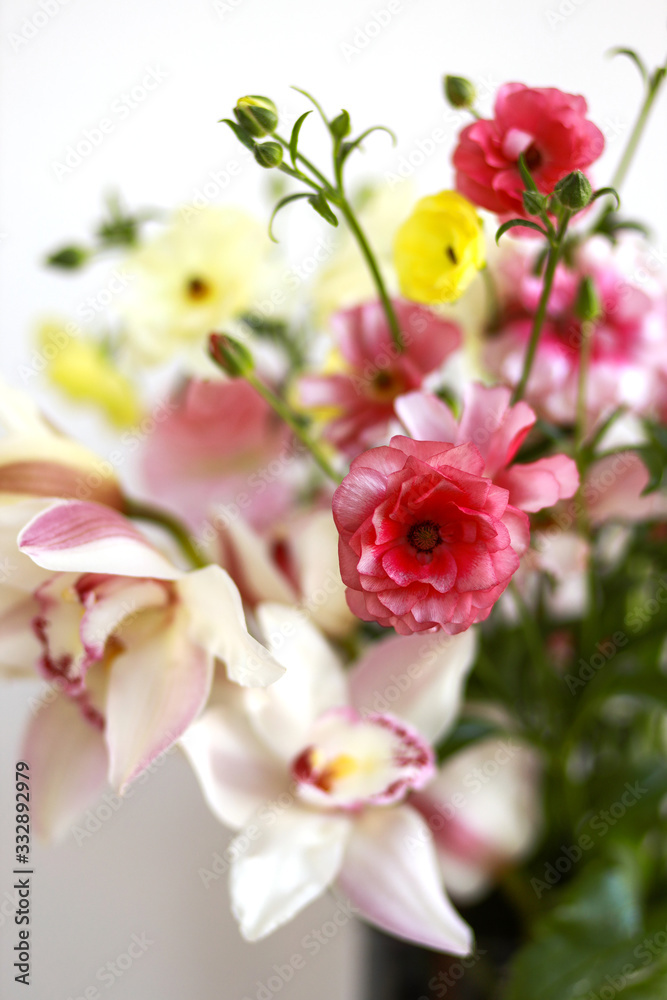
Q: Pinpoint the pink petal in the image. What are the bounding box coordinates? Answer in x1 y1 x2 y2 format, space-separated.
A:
18 500 180 579
349 628 477 743
337 805 473 954
21 692 108 841
497 455 579 513
395 392 459 442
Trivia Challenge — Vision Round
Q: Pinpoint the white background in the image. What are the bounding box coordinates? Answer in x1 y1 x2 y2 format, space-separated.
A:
0 0 666 997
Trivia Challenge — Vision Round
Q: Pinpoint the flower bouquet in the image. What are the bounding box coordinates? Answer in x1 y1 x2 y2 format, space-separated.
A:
4 45 667 999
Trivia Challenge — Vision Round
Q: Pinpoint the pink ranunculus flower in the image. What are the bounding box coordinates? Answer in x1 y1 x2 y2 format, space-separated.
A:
332 436 530 635
453 84 604 219
141 378 294 532
298 299 461 454
1 499 282 838
485 241 667 426
395 383 579 513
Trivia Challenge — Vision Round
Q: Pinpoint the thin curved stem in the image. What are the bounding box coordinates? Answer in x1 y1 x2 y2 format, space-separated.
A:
126 500 207 569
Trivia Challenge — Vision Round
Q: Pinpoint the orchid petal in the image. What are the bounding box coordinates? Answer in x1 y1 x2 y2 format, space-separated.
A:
247 603 348 760
177 565 284 687
350 628 476 743
230 807 352 941
18 500 180 579
181 680 286 830
21 692 108 841
105 610 213 791
337 805 473 955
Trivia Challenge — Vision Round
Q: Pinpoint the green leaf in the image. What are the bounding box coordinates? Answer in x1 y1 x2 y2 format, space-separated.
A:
505 863 646 1000
289 111 312 168
591 186 621 210
518 152 539 192
330 109 351 141
267 192 311 242
435 717 505 763
220 118 256 152
608 47 648 85
496 218 549 243
338 125 397 166
307 192 339 227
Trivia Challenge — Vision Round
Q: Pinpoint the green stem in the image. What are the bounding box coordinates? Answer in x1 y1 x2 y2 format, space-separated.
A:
575 319 594 453
511 212 571 404
338 199 404 351
126 500 208 570
274 132 334 192
244 370 343 484
611 67 666 191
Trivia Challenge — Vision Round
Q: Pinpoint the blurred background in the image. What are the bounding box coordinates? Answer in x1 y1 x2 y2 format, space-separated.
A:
0 0 665 996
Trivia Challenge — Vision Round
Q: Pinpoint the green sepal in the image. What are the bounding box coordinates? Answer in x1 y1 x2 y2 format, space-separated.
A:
496 218 549 244
289 111 312 167
267 192 311 242
308 193 338 227
590 186 621 210
220 118 256 152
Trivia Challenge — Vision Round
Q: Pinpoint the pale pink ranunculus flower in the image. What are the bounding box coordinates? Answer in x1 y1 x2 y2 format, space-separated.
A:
395 383 579 514
453 83 604 220
140 378 294 532
182 604 477 953
298 298 461 454
484 241 667 426
1 498 282 839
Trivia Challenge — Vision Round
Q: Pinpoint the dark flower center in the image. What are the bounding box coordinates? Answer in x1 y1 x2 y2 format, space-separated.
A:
369 369 404 401
186 276 212 301
523 143 542 171
408 520 442 553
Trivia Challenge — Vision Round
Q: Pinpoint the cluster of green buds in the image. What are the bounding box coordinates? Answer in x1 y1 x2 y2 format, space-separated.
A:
224 96 284 169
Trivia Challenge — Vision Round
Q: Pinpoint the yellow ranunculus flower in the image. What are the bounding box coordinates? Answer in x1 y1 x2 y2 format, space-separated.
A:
38 321 142 427
393 190 486 305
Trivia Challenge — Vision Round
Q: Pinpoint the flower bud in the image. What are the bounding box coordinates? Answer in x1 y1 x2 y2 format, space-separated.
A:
233 95 278 138
553 171 593 211
522 190 548 216
46 245 90 269
444 75 476 109
254 141 283 169
209 333 255 377
574 275 601 322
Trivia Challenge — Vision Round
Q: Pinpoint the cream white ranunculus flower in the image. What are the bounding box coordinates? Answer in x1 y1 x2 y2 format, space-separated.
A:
117 206 271 365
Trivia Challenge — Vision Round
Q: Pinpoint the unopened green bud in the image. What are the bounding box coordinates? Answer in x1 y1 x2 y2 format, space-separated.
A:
444 75 476 109
330 110 351 140
254 141 283 169
522 190 548 216
234 95 278 138
209 333 255 377
574 275 601 322
46 245 90 269
553 171 593 211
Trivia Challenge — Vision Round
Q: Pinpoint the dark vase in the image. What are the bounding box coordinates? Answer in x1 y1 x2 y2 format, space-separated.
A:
362 889 522 1000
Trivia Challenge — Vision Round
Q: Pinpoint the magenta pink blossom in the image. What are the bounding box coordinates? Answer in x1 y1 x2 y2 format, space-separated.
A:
333 436 530 635
299 299 461 454
453 84 604 219
484 243 667 425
